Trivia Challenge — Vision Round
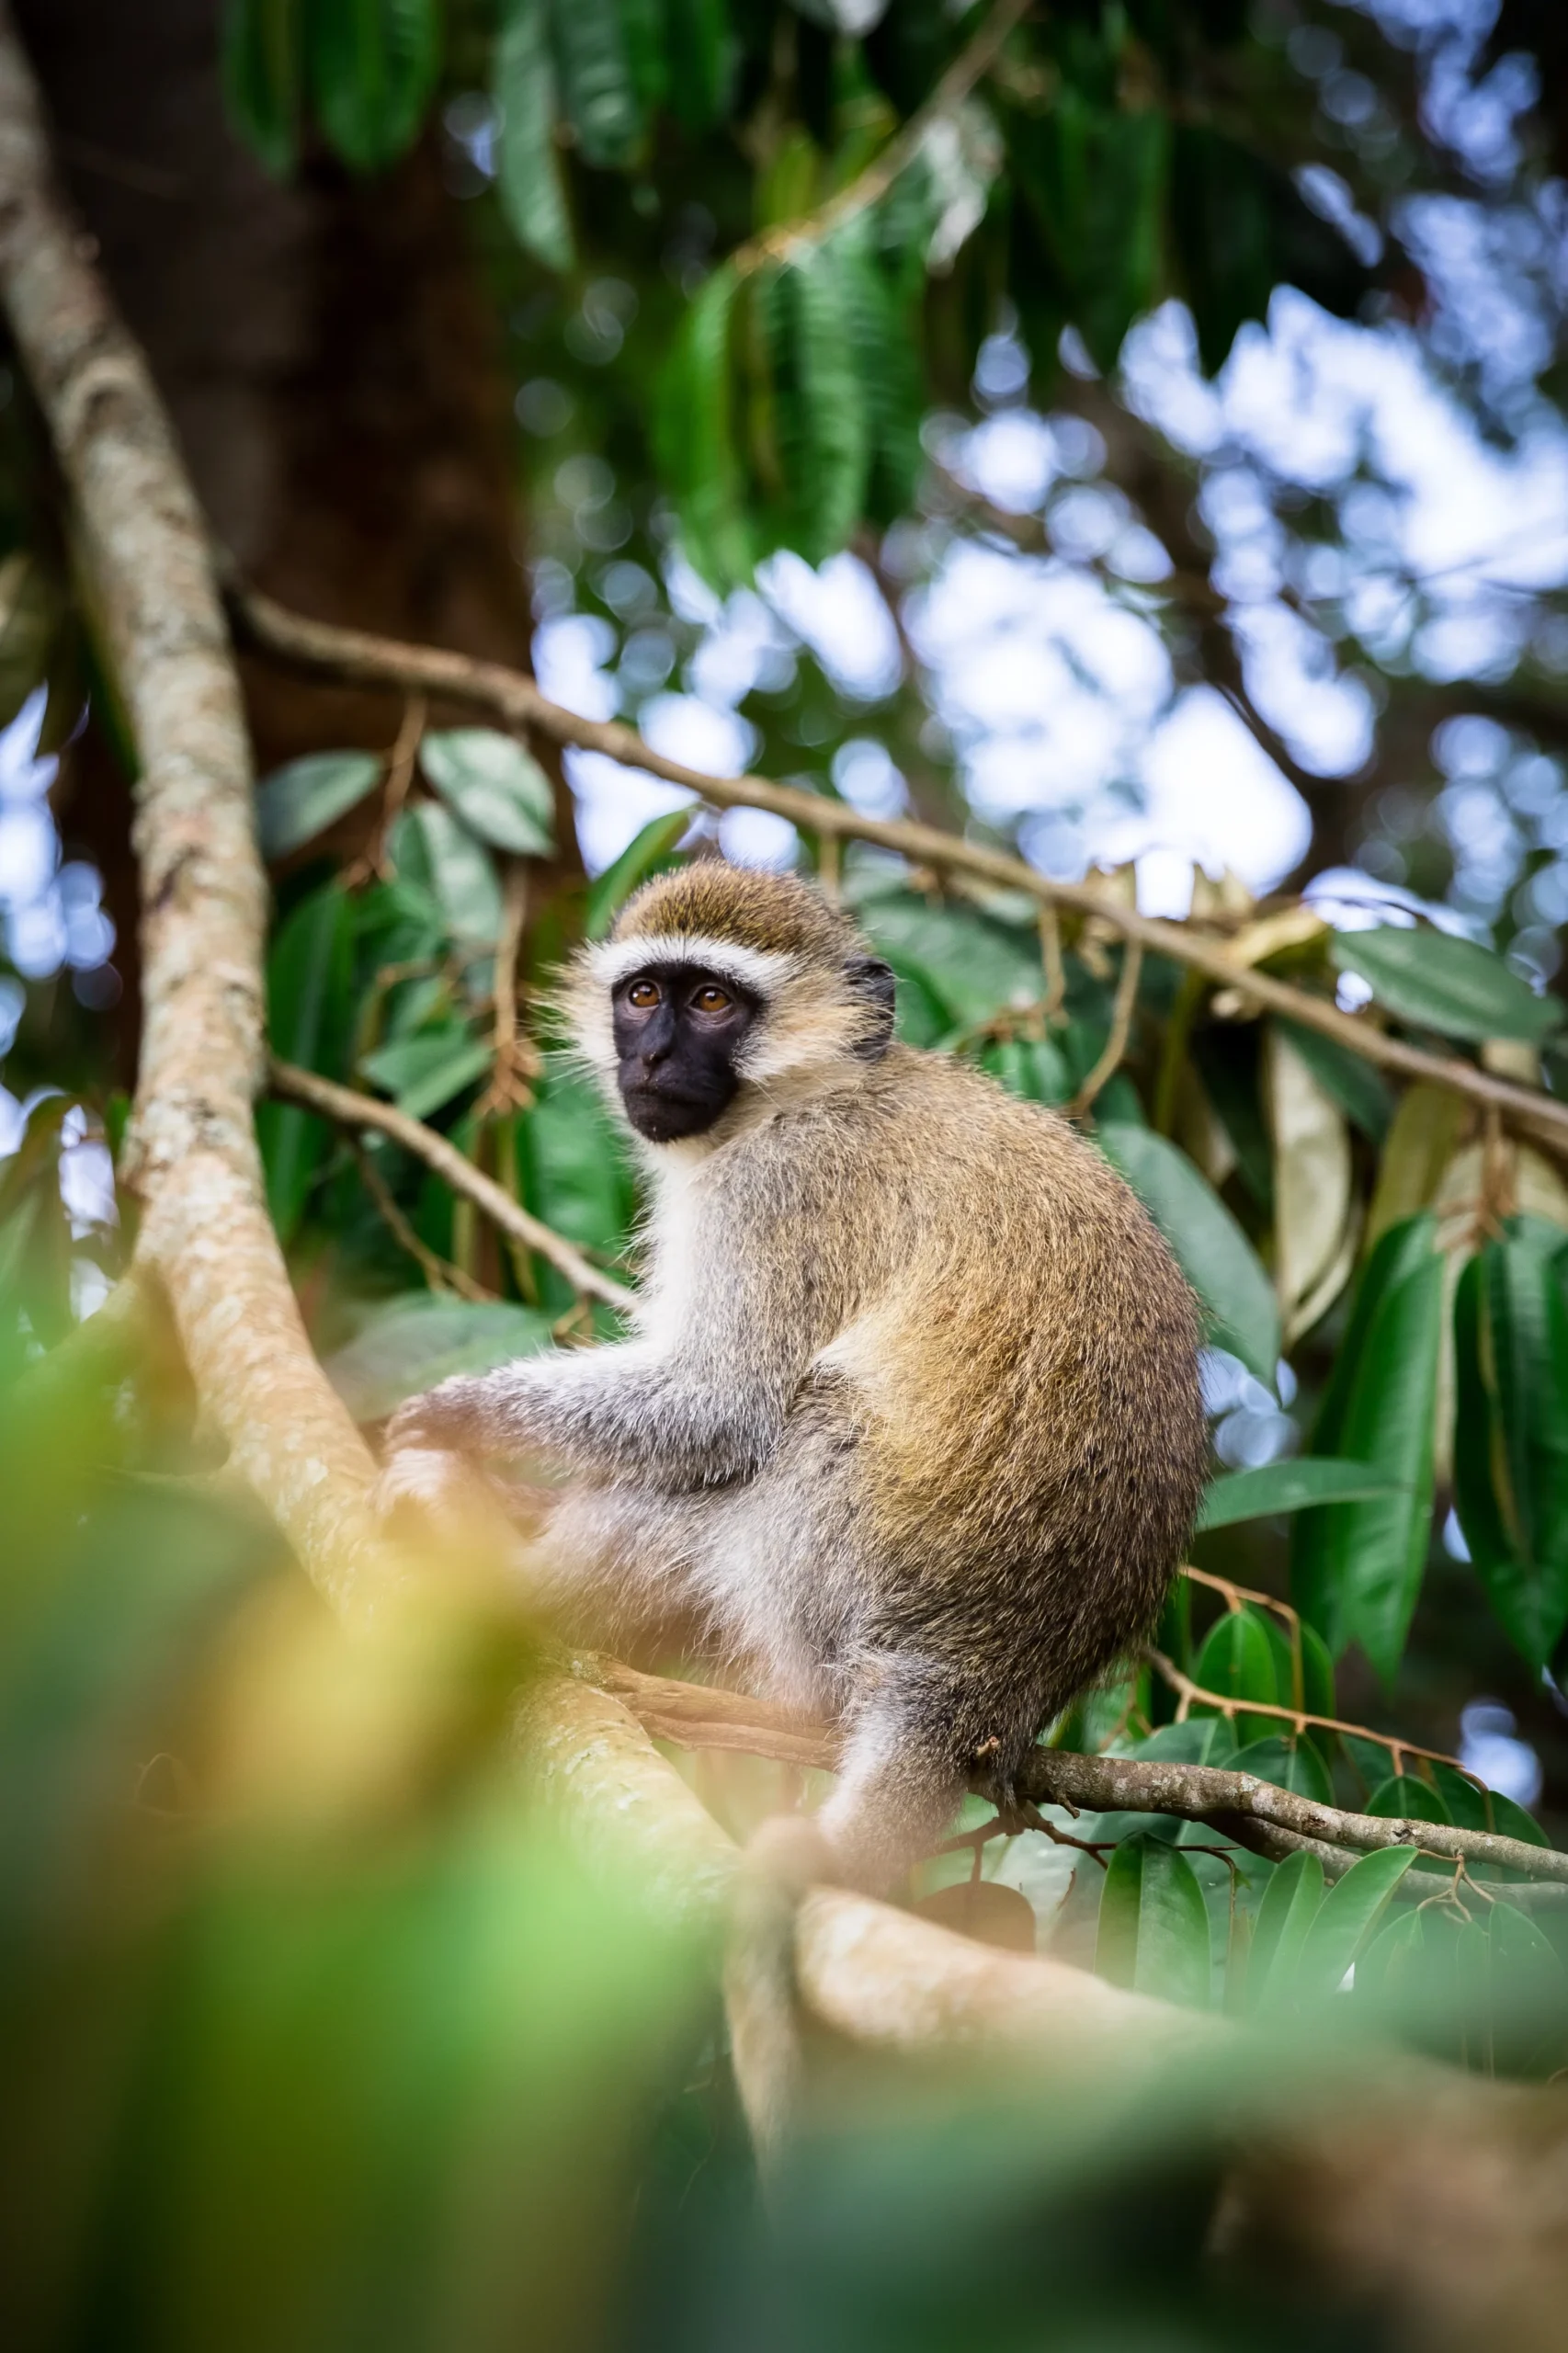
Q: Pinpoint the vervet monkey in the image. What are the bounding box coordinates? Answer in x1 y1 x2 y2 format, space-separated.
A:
379 863 1208 1898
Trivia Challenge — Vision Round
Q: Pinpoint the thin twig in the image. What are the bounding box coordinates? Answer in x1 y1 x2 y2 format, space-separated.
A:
478 862 540 1119
349 1136 496 1305
1071 938 1143 1118
268 1057 631 1310
346 692 425 886
225 581 1568 1150
1144 1646 1474 1781
1039 905 1065 1021
730 0 1031 278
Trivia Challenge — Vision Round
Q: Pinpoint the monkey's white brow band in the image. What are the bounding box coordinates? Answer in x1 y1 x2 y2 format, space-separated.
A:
588 935 801 996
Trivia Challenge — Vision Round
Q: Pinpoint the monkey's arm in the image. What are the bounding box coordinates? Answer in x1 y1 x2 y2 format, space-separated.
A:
383 1190 828 1488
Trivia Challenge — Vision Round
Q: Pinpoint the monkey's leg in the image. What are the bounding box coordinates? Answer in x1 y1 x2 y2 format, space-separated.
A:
725 1665 976 2167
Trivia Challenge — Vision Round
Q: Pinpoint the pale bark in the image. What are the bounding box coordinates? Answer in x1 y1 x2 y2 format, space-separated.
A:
0 3 383 1613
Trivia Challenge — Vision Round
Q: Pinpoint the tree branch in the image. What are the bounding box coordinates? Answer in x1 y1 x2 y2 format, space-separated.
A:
0 3 388 1612
228 579 1568 1152
268 1057 632 1311
597 1661 1568 1887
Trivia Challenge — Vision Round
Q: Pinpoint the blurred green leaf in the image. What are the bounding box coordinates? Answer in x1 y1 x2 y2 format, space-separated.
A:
1484 1790 1548 1849
660 0 733 132
256 749 381 862
551 0 642 167
1332 926 1564 1046
1452 1218 1568 1670
763 246 873 564
656 263 753 588
1126 1718 1237 1768
1244 1850 1324 2012
1292 1847 1417 2005
420 730 556 858
257 883 353 1244
306 0 440 172
403 804 505 946
585 811 691 939
1095 1834 1210 2007
324 1292 554 1419
1007 93 1169 373
1097 1124 1280 1381
222 0 303 175
1291 1214 1442 1678
517 1064 635 1260
1198 1458 1403 1531
1277 1019 1392 1145
858 892 1041 1029
360 1029 494 1120
494 0 575 271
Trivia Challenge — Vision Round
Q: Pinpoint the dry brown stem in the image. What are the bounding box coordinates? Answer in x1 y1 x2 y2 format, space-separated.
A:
268 1056 631 1310
228 579 1568 1150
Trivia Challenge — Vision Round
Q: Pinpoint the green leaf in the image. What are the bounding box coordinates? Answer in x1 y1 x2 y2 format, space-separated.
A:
1126 1717 1237 1768
1485 1791 1548 1849
585 811 691 940
1198 1458 1403 1531
403 805 505 946
1095 1834 1210 2008
1097 1124 1280 1382
494 0 574 271
1244 1850 1324 2012
1277 1018 1392 1145
1293 1847 1417 2003
515 1065 635 1260
1366 1773 1450 1826
1006 94 1169 374
656 263 754 589
1452 1221 1568 1670
1230 1734 1334 1805
661 0 733 131
256 749 381 862
222 0 304 175
419 730 555 858
324 1293 554 1421
1191 1607 1278 1745
858 892 1042 1029
359 1029 494 1121
257 884 353 1243
1291 1215 1442 1679
762 244 873 565
1332 926 1563 1046
1488 1902 1568 2072
551 0 642 168
306 0 440 172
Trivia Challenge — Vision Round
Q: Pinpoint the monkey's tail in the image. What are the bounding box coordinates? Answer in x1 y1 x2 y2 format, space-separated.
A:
723 1813 834 2178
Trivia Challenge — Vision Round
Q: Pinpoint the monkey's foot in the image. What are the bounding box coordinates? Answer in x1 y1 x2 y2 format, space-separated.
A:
372 1443 519 1562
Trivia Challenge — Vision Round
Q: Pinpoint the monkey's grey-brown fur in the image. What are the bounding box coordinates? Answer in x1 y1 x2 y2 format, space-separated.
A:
380 865 1208 1894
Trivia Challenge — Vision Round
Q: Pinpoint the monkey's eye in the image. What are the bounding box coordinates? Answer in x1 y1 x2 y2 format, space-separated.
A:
625 979 661 1009
691 983 733 1015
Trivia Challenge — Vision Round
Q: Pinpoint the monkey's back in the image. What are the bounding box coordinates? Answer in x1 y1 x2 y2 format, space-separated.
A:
789 1047 1208 1726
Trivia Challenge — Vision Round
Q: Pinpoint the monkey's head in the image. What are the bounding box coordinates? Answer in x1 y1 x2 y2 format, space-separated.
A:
571 864 896 1146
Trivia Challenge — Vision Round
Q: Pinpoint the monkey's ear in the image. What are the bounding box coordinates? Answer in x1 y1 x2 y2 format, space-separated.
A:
844 955 896 1060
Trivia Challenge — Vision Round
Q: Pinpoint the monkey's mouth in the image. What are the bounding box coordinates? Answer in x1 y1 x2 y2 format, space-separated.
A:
619 1080 727 1142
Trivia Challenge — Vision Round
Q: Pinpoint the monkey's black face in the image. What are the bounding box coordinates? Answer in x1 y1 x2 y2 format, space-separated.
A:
611 962 761 1142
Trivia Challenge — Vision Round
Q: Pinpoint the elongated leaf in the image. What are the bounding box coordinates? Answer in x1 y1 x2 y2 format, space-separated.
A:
1332 926 1563 1046
656 263 753 589
1126 1718 1237 1768
360 1029 494 1121
662 0 733 131
1364 1084 1468 1253
1488 1902 1568 2072
1291 1214 1441 1678
1267 1028 1353 1336
494 0 574 271
222 0 303 175
551 0 641 168
1095 1835 1210 2008
1244 1849 1324 2012
420 730 555 858
859 893 1041 1029
307 0 440 172
324 1294 553 1421
1278 1019 1392 1144
1198 1458 1403 1531
256 749 381 862
1230 1735 1334 1805
515 1065 635 1257
1453 1220 1568 1670
1294 1847 1416 2002
1097 1124 1279 1381
257 885 353 1243
585 811 691 940
1191 1607 1278 1745
406 805 505 945
766 244 873 564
